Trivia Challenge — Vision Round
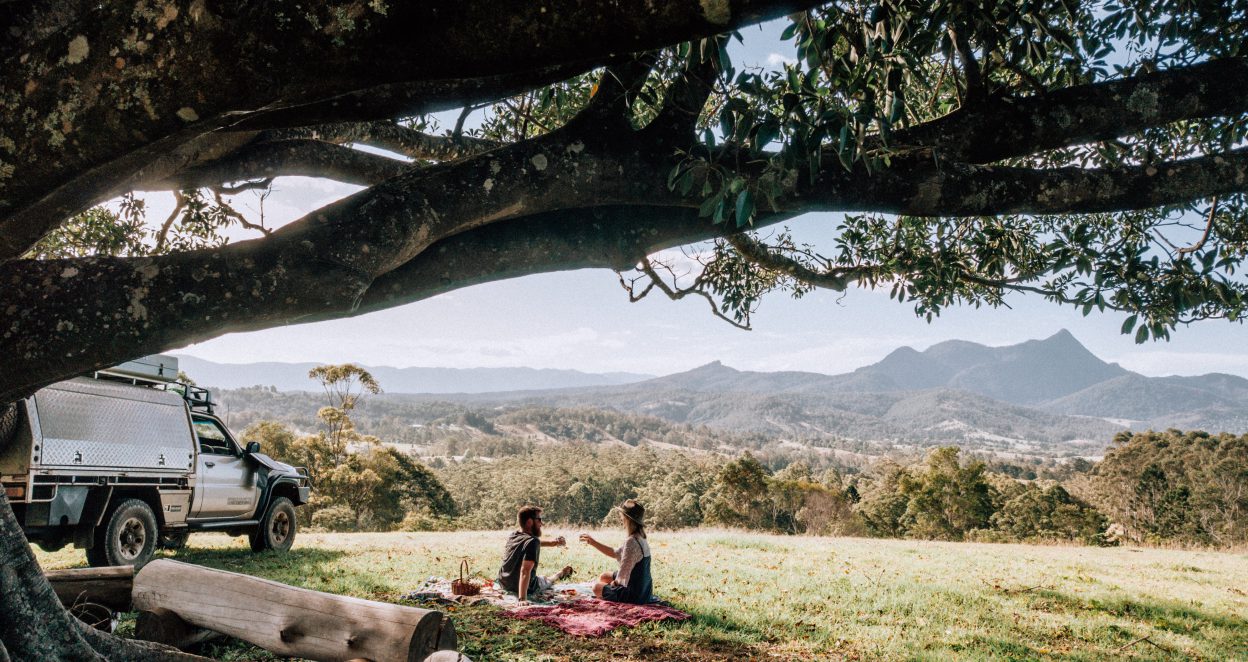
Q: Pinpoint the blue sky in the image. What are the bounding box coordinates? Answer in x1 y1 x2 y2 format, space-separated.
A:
167 20 1248 378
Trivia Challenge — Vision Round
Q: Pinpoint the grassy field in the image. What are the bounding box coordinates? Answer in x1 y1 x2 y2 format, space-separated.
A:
37 530 1248 661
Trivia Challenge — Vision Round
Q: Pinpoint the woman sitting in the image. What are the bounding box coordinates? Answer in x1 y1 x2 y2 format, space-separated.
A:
579 499 652 604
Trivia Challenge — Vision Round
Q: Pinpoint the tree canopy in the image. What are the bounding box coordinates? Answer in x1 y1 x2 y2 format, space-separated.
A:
2 0 1247 404
2 1 1248 657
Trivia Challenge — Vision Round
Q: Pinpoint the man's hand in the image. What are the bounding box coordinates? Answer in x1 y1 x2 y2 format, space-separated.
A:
556 535 566 547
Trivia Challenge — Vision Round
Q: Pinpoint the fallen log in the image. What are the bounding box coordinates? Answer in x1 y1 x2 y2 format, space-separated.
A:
135 608 222 650
46 566 134 612
132 559 456 662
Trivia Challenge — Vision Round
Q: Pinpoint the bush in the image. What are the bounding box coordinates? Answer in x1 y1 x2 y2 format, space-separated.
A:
312 505 359 532
398 511 455 532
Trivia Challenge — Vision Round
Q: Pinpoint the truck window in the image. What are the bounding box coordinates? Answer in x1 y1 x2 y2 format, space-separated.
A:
193 419 235 456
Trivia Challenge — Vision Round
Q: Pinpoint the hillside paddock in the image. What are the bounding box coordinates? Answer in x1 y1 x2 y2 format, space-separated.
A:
36 531 1248 661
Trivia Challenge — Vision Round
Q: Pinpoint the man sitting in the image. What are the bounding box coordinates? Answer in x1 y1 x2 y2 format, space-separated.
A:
496 505 572 602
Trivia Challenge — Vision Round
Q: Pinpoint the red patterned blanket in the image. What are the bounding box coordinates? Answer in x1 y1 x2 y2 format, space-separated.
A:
504 599 691 637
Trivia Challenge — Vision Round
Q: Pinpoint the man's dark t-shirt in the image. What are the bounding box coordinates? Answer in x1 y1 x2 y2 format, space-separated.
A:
496 531 540 595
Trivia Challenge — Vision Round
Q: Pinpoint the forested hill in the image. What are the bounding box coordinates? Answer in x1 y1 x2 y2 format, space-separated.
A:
199 331 1248 455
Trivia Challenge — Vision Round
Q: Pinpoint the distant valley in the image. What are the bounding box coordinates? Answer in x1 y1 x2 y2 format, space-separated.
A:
192 330 1248 459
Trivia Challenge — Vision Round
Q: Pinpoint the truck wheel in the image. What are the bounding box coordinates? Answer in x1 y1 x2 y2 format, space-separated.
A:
250 497 296 553
88 498 158 568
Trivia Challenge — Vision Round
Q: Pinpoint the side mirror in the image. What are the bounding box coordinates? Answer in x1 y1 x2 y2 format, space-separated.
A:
245 441 261 455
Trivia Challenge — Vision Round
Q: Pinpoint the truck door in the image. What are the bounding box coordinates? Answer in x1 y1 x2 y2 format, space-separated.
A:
190 417 260 519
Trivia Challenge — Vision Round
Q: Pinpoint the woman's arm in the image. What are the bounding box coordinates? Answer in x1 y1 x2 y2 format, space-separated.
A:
614 538 641 587
578 533 616 559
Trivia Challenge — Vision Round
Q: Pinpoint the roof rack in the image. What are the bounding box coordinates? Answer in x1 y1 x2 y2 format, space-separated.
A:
179 384 216 415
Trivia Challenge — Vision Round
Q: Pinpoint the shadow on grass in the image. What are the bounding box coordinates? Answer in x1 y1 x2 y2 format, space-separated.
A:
162 545 347 575
1027 589 1247 657
1032 589 1244 630
148 545 413 599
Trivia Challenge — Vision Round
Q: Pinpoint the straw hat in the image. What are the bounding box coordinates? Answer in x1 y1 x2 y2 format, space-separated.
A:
619 499 645 528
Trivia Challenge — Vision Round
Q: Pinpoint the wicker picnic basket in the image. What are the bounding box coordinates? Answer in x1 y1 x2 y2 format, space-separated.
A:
451 559 482 596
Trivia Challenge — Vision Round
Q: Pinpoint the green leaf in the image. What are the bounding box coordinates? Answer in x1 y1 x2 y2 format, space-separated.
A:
735 190 755 228
755 119 780 150
1121 314 1138 334
678 170 695 196
698 193 720 219
666 164 685 191
1134 324 1149 343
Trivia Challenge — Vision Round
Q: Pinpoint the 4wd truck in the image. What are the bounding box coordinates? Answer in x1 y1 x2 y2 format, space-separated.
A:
0 355 310 568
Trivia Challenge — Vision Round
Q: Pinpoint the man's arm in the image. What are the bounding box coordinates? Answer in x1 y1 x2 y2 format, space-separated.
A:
539 536 566 547
518 559 536 602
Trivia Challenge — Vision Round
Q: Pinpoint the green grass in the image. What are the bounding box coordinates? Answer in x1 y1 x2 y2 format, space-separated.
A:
37 531 1248 661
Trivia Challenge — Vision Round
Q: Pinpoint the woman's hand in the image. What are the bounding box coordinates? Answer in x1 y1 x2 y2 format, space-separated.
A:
580 533 616 559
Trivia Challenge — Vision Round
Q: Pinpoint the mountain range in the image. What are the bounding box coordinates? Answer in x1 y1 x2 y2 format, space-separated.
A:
173 355 651 393
191 331 1248 454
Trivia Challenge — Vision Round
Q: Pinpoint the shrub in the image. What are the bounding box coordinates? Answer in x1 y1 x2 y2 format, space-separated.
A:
312 505 359 532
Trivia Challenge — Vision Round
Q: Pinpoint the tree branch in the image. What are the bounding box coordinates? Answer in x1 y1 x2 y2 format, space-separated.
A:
725 233 855 291
804 148 1248 217
950 26 984 104
1176 197 1218 255
892 56 1248 163
152 191 189 254
647 43 723 140
579 54 660 122
4 112 1248 401
258 122 500 162
1 0 818 262
146 140 412 191
630 256 753 330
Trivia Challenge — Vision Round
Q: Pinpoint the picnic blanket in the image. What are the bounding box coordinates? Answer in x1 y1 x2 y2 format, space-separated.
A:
503 599 691 637
401 577 593 607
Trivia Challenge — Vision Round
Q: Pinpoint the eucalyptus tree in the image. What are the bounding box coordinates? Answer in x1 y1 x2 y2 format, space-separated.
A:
2 0 1248 658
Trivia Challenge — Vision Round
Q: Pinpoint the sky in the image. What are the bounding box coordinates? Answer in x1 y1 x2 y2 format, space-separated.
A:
162 20 1248 379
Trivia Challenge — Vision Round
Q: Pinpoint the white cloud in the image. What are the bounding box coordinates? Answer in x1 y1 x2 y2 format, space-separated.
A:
767 53 797 67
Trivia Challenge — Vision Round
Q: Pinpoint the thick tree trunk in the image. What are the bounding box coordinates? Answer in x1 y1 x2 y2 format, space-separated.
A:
0 490 108 660
0 492 202 661
132 559 457 662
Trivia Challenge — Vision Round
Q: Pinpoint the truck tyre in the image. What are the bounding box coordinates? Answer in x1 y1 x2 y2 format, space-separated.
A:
250 496 296 553
88 498 158 568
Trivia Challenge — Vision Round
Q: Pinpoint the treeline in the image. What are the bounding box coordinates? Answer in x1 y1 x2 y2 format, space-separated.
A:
432 445 1109 544
1071 429 1248 546
433 436 1246 547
